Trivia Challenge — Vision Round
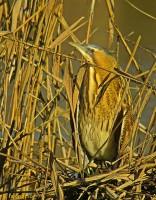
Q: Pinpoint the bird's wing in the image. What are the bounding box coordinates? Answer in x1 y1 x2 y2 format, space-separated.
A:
118 82 134 157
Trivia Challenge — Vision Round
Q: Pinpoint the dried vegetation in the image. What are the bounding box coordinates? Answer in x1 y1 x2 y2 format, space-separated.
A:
0 0 155 199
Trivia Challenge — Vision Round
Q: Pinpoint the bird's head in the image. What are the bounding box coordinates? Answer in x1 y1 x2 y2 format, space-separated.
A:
69 42 117 69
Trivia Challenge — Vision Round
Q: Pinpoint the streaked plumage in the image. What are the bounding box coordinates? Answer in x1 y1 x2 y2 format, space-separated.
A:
70 42 134 162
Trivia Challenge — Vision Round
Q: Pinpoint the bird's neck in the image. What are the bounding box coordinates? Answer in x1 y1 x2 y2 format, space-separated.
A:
86 66 97 106
86 66 108 106
93 54 118 84
86 62 117 107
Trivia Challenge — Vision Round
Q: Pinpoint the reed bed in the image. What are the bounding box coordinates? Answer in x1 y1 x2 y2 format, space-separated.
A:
0 0 155 199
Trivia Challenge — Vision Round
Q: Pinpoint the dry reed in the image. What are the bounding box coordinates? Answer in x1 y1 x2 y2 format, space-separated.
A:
0 0 155 199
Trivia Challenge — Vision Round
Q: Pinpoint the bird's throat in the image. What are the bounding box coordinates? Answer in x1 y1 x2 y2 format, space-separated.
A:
87 66 99 106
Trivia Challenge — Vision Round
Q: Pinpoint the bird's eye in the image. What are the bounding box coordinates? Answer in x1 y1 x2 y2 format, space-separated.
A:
88 48 95 53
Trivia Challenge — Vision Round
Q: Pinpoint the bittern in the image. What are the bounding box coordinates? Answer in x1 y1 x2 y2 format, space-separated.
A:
70 42 134 162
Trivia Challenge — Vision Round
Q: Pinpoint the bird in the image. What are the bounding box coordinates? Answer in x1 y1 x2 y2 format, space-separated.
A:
70 42 134 163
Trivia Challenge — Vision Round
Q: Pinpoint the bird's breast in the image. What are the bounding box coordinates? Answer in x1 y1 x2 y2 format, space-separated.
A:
79 66 123 161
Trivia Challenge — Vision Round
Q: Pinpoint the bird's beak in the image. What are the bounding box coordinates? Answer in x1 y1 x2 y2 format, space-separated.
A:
69 42 94 64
